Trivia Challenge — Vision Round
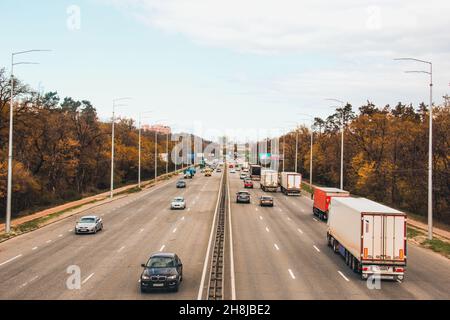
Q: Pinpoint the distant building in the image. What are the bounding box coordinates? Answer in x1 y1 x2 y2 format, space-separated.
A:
142 124 171 135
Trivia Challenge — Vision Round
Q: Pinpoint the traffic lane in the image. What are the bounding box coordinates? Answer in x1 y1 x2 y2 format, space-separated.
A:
60 171 222 299
273 189 450 299
230 174 313 299
0 173 200 299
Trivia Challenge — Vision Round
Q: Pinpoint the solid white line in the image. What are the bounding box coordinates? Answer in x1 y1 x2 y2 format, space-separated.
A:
0 254 23 267
274 244 280 251
32 246 38 251
297 228 303 234
288 269 296 279
198 170 224 300
159 245 165 252
313 245 321 252
338 271 350 282
117 246 125 253
172 228 177 233
227 171 236 300
82 273 94 285
265 227 270 232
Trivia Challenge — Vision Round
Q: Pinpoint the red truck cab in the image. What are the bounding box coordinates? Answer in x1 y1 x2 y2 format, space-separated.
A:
313 187 349 220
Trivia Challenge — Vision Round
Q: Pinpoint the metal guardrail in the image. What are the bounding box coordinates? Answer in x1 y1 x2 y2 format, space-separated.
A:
207 166 227 300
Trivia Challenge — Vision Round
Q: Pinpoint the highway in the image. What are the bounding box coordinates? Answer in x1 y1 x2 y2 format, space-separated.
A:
0 171 222 299
228 171 450 300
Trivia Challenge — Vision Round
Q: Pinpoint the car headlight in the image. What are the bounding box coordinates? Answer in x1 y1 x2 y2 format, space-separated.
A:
167 275 177 280
141 274 150 280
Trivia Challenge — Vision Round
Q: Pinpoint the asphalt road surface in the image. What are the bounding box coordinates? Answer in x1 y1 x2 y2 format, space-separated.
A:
0 171 222 299
228 171 450 300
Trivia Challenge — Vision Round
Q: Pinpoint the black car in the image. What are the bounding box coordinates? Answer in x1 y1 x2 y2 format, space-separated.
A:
260 196 274 207
140 253 183 292
236 191 251 203
176 180 186 188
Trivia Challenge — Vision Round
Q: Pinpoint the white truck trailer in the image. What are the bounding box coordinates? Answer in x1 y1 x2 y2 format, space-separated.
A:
327 197 407 281
279 172 302 195
260 170 278 192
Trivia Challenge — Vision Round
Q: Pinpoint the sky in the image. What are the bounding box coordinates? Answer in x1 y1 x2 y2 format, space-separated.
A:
0 0 449 141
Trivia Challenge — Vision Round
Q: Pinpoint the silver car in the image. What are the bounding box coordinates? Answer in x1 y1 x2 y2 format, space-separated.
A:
171 197 186 210
75 215 103 234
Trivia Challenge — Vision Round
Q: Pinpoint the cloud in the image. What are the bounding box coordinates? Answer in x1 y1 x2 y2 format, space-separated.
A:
104 0 450 56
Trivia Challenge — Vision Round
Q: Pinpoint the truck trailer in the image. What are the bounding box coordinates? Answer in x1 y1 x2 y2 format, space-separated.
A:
279 172 302 195
313 187 350 221
249 164 262 181
260 170 278 192
327 197 407 281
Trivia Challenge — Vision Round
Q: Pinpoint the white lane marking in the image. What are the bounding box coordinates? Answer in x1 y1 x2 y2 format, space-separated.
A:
46 240 52 244
139 228 144 233
181 216 185 221
117 246 125 253
82 273 94 285
288 269 296 279
20 275 39 288
338 271 350 282
172 228 177 233
255 207 259 211
313 218 318 222
265 227 270 232
0 254 23 267
159 245 166 252
287 217 291 221
259 216 263 220
32 246 38 251
301 208 305 212
68 229 73 232
278 208 283 212
313 245 321 252
58 234 63 237
187 208 191 212
274 244 280 251
297 228 303 234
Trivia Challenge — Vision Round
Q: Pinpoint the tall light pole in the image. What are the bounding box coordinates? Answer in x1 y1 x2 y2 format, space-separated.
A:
326 98 345 190
394 57 433 240
111 97 131 198
138 111 153 188
6 49 51 234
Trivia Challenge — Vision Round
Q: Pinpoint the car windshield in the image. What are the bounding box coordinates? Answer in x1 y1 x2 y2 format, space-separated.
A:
261 197 272 200
239 192 249 195
174 198 184 202
79 217 95 223
146 256 176 268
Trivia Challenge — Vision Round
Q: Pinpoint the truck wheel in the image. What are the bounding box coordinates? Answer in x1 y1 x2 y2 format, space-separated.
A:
332 240 338 253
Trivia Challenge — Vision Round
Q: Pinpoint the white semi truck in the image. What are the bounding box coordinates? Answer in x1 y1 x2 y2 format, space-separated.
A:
260 170 278 192
279 172 302 195
327 197 407 281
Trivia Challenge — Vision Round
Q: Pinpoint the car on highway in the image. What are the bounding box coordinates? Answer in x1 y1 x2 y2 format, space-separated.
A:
176 180 186 188
260 196 274 207
140 252 183 292
236 191 251 203
230 168 236 173
75 215 103 234
216 168 222 172
244 179 253 188
171 197 186 210
240 172 247 179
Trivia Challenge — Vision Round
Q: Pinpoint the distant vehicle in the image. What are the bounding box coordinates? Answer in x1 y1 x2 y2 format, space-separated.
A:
171 197 186 210
327 197 407 282
216 168 222 172
75 215 103 234
235 166 241 171
204 168 212 177
280 172 302 195
244 179 253 188
176 180 186 188
239 172 247 180
236 191 251 203
242 168 249 173
249 164 261 181
313 187 349 220
140 253 183 292
260 170 278 192
259 196 274 207
230 168 236 173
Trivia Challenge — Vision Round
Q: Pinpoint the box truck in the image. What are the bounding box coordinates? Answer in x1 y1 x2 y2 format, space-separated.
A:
260 170 278 192
249 164 261 181
280 172 302 195
313 187 350 221
327 197 407 281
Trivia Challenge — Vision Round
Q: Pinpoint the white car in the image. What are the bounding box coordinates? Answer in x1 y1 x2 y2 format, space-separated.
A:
230 168 236 173
240 173 247 179
171 197 186 210
75 215 103 234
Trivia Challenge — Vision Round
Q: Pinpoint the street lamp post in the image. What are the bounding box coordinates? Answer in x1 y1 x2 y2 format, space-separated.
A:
5 49 51 234
394 57 433 240
326 98 345 190
110 97 131 198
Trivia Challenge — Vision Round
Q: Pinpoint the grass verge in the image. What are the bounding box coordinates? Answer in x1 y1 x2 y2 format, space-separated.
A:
407 226 450 259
